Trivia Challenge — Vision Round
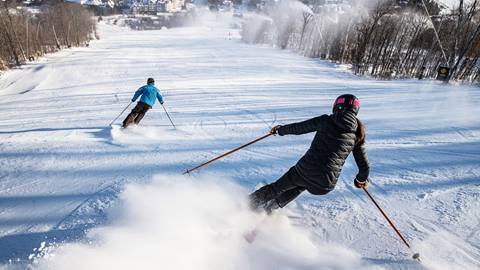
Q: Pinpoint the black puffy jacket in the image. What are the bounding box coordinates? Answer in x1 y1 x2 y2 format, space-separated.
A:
277 110 369 195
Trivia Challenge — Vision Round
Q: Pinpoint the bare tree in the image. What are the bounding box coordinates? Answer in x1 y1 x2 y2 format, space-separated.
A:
0 1 96 71
240 0 480 83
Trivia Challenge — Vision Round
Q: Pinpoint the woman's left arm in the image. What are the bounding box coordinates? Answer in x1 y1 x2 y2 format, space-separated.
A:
353 143 370 181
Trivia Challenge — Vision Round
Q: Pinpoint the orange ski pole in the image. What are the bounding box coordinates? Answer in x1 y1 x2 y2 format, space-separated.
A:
183 132 274 174
362 186 420 261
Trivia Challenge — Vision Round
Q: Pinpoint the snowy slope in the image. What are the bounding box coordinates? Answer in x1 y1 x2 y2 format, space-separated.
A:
0 12 479 270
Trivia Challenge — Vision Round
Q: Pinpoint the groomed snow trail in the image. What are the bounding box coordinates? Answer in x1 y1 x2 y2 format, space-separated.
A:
0 13 479 270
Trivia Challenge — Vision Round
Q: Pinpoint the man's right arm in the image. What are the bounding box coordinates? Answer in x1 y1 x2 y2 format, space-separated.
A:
131 87 143 102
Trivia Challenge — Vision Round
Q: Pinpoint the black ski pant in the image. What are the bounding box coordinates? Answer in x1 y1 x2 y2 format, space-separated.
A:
250 167 307 210
122 102 151 128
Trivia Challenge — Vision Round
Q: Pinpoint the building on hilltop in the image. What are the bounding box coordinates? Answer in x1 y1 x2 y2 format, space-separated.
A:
22 0 44 6
123 0 185 14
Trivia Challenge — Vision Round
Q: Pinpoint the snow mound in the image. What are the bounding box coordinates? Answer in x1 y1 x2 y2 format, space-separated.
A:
32 175 377 270
413 231 480 270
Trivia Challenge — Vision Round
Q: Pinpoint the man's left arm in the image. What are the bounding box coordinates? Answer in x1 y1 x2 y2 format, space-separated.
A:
156 88 164 104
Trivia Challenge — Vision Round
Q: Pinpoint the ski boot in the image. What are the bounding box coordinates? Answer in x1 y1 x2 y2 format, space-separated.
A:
248 185 277 212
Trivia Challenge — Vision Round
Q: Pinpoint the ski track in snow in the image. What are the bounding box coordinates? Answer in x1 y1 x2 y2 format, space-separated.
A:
0 12 479 270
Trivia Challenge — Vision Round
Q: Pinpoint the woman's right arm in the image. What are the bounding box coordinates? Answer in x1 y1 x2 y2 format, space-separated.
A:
277 115 326 136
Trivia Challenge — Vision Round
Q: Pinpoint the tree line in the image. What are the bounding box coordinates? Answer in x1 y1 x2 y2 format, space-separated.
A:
241 0 480 83
0 0 97 71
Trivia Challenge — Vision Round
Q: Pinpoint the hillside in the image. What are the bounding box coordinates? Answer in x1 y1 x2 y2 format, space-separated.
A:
0 12 479 270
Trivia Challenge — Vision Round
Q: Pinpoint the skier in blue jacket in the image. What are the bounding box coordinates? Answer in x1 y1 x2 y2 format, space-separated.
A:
123 78 164 128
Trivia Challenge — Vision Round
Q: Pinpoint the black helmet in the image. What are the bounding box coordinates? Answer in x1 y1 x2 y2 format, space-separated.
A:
332 94 360 115
147 78 155 84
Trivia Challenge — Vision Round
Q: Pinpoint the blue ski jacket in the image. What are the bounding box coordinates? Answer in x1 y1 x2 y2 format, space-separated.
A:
131 83 164 107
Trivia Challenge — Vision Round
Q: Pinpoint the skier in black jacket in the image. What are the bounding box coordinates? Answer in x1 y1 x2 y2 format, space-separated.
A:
249 94 370 213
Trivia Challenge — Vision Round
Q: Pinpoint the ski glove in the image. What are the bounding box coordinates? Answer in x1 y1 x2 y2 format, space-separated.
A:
160 101 164 105
270 125 282 135
354 177 369 189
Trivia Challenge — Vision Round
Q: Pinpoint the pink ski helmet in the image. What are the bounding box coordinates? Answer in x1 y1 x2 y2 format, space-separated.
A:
333 94 360 115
